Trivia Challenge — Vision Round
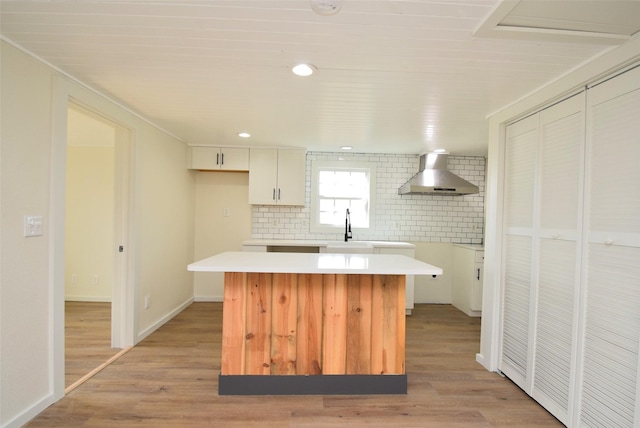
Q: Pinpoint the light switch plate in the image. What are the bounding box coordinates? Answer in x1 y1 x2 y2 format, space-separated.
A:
24 215 43 237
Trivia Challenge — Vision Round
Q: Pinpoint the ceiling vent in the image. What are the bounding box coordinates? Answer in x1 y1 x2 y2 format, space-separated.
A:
474 0 640 45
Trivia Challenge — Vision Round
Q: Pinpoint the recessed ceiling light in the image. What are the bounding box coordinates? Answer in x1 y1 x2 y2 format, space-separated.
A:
341 146 353 150
238 132 251 138
433 148 447 153
292 64 316 77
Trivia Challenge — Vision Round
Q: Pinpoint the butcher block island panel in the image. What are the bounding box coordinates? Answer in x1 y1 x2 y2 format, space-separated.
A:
188 252 442 395
222 272 405 376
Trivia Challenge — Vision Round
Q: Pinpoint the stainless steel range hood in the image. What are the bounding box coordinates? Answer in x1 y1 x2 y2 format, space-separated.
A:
398 153 479 196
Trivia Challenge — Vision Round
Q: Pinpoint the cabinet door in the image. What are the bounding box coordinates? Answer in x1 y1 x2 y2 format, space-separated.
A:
190 146 220 170
470 262 483 312
219 147 249 171
190 147 249 171
249 148 278 204
579 66 640 428
276 149 306 206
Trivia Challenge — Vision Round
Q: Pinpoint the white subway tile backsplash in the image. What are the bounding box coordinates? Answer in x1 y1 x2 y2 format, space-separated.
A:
252 151 485 244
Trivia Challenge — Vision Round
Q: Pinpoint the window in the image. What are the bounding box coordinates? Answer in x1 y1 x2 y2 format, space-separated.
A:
311 161 375 232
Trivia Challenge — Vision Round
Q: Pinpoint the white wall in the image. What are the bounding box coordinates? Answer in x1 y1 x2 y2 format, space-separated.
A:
193 172 252 301
1 39 55 428
65 146 114 301
0 40 195 427
252 151 486 243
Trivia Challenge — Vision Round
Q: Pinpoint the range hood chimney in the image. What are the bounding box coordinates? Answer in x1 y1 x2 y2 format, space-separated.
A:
398 153 479 196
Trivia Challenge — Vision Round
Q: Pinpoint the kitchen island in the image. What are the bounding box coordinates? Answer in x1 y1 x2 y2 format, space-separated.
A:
188 251 442 395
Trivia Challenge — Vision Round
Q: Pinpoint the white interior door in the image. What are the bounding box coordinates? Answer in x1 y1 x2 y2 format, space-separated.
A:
579 65 640 428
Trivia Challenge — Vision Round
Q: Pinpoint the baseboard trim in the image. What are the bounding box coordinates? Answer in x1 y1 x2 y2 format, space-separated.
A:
2 394 56 428
136 297 193 343
476 352 488 370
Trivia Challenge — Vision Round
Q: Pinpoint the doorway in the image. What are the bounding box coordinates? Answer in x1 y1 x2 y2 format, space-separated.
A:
64 102 131 389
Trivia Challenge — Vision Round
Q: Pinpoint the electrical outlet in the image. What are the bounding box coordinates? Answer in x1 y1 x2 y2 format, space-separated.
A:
223 208 230 217
92 274 100 285
24 215 43 237
71 274 78 284
144 295 151 309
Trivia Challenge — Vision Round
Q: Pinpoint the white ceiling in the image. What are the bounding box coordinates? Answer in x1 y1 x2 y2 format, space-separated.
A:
2 0 639 156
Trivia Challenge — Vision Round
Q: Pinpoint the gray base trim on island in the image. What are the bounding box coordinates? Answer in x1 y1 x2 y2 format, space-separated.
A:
218 374 408 395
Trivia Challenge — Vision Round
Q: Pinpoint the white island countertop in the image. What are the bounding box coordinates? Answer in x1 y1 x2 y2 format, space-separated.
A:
188 251 442 276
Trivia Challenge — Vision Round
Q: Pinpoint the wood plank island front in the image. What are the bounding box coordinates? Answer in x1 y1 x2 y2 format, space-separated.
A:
188 251 442 395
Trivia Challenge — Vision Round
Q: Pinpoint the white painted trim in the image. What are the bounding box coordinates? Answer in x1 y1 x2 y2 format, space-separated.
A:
136 297 194 343
66 98 137 350
1 395 57 428
111 120 136 349
309 160 377 234
50 75 69 407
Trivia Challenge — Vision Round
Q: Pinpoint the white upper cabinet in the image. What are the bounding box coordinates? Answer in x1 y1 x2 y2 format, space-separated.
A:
248 148 306 206
189 146 249 171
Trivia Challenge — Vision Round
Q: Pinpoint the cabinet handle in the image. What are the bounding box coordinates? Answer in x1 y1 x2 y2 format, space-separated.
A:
477 268 480 280
221 153 224 165
272 188 276 200
278 188 281 200
216 153 220 165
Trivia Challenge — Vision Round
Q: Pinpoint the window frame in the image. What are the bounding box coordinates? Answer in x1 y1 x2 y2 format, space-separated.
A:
310 160 376 234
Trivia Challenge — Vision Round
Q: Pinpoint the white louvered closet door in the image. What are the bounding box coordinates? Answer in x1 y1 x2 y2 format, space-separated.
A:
501 114 538 389
579 66 640 427
533 93 585 425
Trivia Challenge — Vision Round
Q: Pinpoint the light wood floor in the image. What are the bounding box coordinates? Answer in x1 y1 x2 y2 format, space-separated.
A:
30 303 562 427
65 301 118 388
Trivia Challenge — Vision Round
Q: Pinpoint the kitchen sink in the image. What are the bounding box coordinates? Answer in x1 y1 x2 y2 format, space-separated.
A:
323 241 375 254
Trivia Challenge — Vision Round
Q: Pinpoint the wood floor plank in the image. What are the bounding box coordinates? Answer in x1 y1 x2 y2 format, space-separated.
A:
30 303 563 427
65 301 118 388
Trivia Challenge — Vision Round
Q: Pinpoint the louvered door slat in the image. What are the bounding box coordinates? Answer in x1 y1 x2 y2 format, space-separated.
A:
533 239 576 417
581 245 640 427
581 67 640 428
530 93 584 424
501 115 538 388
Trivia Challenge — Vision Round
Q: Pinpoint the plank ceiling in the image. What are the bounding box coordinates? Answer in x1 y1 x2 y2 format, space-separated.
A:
2 0 639 155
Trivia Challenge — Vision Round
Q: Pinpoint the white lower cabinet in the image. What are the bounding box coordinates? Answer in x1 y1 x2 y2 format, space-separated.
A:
374 247 416 315
451 245 483 317
499 66 640 427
